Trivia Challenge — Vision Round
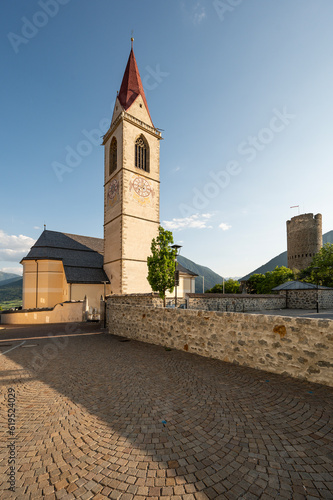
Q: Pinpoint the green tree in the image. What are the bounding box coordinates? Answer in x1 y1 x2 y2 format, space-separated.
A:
205 279 241 294
247 267 294 294
147 226 177 306
246 273 266 294
300 243 333 287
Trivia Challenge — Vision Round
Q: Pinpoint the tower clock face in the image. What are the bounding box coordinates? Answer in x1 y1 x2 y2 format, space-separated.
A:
130 174 154 207
107 178 120 208
133 176 151 197
108 179 119 200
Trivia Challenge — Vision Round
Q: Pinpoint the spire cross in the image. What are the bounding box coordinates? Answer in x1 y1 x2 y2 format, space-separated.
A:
131 31 134 50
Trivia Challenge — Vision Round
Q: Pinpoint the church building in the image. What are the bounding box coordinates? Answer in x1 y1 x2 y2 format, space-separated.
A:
18 41 196 316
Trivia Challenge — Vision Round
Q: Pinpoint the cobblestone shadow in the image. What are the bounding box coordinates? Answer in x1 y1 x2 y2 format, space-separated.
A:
0 324 332 499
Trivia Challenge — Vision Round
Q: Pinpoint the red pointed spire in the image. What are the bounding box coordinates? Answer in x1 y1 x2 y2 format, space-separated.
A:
118 46 153 124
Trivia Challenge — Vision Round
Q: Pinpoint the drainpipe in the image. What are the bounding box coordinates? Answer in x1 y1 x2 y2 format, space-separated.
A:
35 260 39 309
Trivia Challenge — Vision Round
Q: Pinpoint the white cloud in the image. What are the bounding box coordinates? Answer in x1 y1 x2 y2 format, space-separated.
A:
0 230 35 262
193 3 206 24
0 267 23 276
219 222 232 231
163 213 214 230
34 226 41 230
181 1 207 26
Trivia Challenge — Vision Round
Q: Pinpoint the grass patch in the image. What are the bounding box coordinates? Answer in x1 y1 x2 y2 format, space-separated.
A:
0 299 22 311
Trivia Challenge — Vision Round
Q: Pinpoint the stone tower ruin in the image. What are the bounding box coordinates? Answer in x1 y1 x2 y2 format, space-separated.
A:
287 213 322 271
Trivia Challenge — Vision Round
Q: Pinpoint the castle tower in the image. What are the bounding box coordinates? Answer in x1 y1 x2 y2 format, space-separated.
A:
287 213 322 271
102 41 162 294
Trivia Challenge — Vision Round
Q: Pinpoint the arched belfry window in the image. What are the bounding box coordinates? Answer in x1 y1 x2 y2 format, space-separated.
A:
109 137 117 175
135 135 149 172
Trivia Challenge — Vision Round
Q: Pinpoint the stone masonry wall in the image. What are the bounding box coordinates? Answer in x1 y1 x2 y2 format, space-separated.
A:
107 303 333 387
187 293 286 312
279 289 333 310
287 213 322 271
107 293 164 308
320 289 333 309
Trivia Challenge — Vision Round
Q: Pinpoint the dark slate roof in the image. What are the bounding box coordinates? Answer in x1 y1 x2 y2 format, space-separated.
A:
21 230 110 284
177 262 198 277
272 280 333 291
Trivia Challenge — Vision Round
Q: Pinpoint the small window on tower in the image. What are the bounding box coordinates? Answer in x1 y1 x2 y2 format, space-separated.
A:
109 137 117 175
135 135 149 172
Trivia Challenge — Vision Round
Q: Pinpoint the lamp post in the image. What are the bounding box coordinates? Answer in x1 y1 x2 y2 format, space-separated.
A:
171 244 182 307
102 281 108 328
313 267 319 313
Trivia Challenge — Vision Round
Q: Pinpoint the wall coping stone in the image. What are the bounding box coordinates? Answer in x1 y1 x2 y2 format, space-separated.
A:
186 293 280 299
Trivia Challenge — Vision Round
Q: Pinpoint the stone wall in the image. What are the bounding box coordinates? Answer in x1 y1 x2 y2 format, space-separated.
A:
107 293 164 308
107 303 333 387
278 289 333 310
186 293 286 312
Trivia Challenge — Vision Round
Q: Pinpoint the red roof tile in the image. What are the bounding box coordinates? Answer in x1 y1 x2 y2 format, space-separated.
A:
118 48 153 124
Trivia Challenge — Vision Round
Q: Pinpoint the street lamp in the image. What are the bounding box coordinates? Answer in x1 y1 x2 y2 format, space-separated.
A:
313 267 319 314
171 244 182 307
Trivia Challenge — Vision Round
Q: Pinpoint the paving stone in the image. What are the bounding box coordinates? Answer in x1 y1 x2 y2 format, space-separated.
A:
0 324 332 499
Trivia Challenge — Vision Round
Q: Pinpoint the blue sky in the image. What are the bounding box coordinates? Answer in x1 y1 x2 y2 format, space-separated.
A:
1 0 333 278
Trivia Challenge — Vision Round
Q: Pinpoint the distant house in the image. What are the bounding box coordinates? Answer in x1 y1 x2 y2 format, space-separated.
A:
166 262 198 300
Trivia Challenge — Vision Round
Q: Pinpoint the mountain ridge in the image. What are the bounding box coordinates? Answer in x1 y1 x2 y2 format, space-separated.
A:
0 271 21 284
178 255 223 292
241 230 333 280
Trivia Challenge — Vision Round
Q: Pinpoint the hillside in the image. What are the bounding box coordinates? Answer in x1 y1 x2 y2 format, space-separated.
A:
241 230 333 280
178 255 223 292
0 271 21 284
241 251 288 281
324 230 333 244
0 278 23 309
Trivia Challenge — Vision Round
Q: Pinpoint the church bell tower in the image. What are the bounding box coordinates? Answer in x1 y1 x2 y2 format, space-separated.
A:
103 40 161 294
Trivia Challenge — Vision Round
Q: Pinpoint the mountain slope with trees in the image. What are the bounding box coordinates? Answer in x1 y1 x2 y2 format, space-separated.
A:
241 230 333 280
178 255 223 292
0 278 23 310
0 271 21 284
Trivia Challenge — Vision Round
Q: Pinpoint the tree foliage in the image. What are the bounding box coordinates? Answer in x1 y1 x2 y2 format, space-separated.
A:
299 243 333 287
205 279 241 294
147 226 177 306
247 266 294 294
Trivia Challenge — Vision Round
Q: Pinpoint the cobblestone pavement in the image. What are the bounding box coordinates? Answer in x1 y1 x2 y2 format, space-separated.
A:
0 324 333 499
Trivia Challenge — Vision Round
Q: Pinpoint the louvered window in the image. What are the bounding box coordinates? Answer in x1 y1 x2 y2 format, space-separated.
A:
135 135 149 172
109 137 117 175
